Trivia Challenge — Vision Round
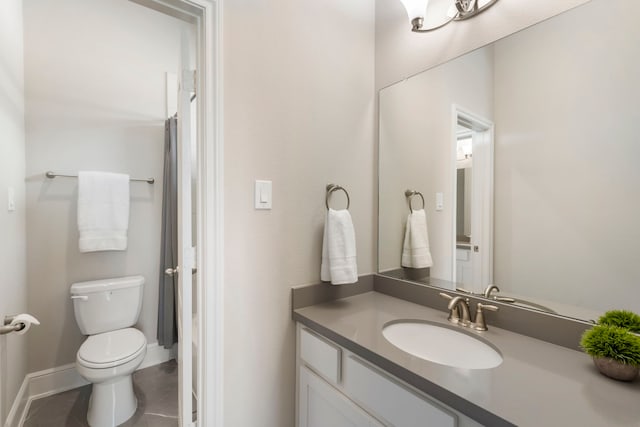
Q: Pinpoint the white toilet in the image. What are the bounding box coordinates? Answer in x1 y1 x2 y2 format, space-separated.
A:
71 276 147 427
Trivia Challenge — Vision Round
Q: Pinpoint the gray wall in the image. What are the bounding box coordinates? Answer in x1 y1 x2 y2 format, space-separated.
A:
492 0 640 313
23 0 189 372
222 0 375 425
0 0 27 422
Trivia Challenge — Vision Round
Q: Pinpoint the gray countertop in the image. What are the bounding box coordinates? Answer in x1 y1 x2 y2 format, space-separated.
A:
293 291 640 427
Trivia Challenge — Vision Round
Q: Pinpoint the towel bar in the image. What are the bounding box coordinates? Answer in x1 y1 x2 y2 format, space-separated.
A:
326 184 350 210
46 171 155 184
405 189 425 213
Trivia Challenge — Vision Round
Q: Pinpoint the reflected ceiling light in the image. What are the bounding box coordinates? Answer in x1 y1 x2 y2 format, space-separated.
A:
399 0 500 32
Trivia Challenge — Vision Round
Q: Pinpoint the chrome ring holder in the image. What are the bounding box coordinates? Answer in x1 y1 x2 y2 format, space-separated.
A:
326 184 350 210
405 189 425 213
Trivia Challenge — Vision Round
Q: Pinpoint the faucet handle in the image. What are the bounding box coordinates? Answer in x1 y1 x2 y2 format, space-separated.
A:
439 292 453 301
478 303 499 312
455 287 474 295
472 303 499 331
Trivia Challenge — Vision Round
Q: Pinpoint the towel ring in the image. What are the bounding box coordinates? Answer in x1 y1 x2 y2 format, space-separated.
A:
326 184 350 210
405 189 425 213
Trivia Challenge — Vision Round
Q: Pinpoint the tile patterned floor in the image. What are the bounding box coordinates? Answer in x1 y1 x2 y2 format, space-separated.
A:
23 360 178 427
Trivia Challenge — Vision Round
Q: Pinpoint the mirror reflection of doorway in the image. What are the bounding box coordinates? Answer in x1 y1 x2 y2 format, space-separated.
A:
453 107 494 294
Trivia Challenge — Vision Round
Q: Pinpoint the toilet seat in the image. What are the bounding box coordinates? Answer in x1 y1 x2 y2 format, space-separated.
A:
78 328 146 369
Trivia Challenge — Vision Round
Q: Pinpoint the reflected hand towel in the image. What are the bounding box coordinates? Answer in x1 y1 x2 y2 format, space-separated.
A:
401 209 433 268
321 208 358 285
77 171 130 252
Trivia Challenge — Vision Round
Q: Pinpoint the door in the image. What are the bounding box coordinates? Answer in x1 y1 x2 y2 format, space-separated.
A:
177 30 196 427
452 107 494 294
299 366 384 427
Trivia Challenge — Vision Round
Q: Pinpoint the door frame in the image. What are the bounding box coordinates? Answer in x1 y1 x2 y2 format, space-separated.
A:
450 105 494 293
131 1 224 426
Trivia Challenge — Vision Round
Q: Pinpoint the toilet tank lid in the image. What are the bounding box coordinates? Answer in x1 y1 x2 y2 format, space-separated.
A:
70 275 145 295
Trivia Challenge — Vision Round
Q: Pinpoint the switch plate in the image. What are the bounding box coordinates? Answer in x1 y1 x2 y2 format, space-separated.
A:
7 187 15 212
435 192 444 211
255 180 272 210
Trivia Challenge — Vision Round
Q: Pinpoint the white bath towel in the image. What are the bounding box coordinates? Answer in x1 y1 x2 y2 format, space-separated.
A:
321 208 358 285
77 171 130 252
401 209 433 268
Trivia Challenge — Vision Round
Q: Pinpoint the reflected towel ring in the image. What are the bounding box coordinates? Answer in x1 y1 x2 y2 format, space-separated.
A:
405 189 425 213
326 184 350 210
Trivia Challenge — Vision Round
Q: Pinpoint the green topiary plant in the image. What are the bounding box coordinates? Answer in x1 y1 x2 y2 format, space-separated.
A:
580 325 640 366
597 310 640 333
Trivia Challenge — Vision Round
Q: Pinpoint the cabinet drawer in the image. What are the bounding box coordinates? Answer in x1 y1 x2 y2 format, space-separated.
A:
344 356 456 427
300 328 341 384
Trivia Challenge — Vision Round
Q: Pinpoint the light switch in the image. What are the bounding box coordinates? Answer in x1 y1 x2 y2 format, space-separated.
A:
7 187 15 212
435 192 444 211
255 180 272 210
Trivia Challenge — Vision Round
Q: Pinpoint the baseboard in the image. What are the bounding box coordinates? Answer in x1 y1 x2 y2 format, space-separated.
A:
4 342 176 427
3 377 28 427
138 341 177 370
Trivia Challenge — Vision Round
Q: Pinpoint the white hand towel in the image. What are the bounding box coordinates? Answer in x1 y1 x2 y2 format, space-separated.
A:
77 171 130 252
321 208 358 285
401 209 433 268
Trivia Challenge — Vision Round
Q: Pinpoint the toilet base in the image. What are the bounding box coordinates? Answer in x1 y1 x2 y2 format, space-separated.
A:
87 375 137 427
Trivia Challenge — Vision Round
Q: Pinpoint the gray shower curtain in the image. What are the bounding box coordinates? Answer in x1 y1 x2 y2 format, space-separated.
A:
158 116 178 348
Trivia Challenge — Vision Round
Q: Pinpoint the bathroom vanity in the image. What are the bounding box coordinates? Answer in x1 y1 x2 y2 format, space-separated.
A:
293 284 640 427
296 322 481 427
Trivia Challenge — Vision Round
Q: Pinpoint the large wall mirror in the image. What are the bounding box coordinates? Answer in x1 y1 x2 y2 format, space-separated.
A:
378 0 640 322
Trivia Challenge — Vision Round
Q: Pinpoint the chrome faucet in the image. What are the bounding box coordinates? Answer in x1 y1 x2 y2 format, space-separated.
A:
483 284 516 303
483 284 500 298
439 293 471 326
440 293 499 331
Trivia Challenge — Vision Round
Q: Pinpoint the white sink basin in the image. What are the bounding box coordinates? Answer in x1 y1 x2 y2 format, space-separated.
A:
382 321 503 370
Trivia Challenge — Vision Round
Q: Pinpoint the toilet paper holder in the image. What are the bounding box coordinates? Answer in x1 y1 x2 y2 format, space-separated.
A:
0 315 37 336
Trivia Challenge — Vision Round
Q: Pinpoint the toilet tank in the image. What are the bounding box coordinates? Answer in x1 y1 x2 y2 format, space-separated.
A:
70 275 145 335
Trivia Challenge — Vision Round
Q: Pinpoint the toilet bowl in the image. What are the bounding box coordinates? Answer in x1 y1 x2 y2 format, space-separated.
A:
71 276 146 427
76 328 147 427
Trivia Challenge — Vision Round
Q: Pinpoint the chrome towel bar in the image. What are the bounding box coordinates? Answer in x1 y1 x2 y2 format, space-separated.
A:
46 171 155 184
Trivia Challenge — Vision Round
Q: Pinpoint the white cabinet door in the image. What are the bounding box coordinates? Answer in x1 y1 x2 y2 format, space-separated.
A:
343 356 456 427
299 366 383 427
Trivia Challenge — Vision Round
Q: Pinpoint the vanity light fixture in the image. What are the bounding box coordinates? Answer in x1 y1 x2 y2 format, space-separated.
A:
399 0 500 32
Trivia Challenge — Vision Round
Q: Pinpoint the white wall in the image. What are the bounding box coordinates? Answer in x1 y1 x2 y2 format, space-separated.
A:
375 0 591 90
379 47 493 278
493 0 640 313
223 0 375 425
23 0 190 372
0 1 27 423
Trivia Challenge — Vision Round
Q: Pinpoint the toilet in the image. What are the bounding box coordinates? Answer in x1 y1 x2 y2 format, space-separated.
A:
71 276 147 427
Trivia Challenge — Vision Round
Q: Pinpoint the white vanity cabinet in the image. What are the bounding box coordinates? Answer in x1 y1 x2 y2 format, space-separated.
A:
296 324 482 427
299 365 384 427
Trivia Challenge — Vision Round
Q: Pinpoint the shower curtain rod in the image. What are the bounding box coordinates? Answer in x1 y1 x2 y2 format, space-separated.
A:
45 171 155 184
